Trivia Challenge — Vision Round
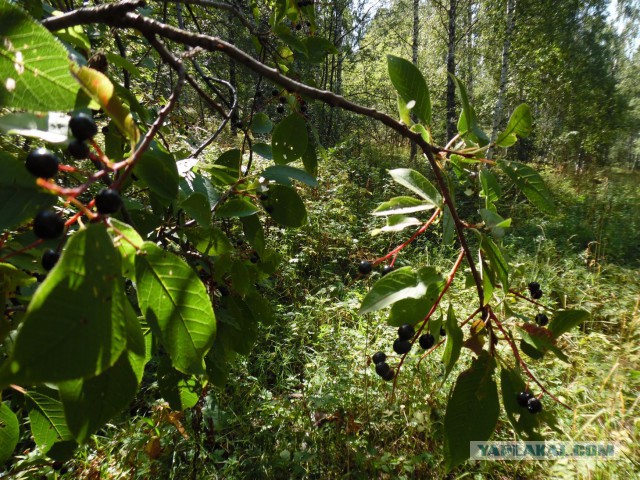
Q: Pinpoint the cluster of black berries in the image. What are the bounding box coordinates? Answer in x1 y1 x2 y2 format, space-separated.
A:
528 281 543 300
26 114 122 272
516 391 543 414
68 112 97 159
393 324 414 354
358 260 394 277
371 351 394 381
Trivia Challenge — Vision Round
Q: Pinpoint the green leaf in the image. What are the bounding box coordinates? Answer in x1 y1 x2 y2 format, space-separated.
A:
187 227 234 257
387 55 431 125
370 215 422 236
241 215 265 256
135 141 179 203
108 218 143 279
479 169 501 207
217 296 259 355
302 36 338 63
70 64 140 146
272 114 308 164
0 402 19 463
444 352 499 471
389 168 442 206
373 196 436 216
500 367 543 440
442 304 463 381
135 242 216 375
547 310 590 338
0 152 56 231
387 276 445 326
496 104 532 147
442 205 455 245
105 52 142 78
397 94 412 125
0 224 126 386
360 266 442 315
210 149 241 186
264 184 307 227
0 111 70 143
25 388 75 454
450 74 489 146
157 356 202 411
497 160 555 214
410 123 432 143
262 165 318 187
480 234 509 292
251 112 273 134
216 197 260 218
58 301 145 443
0 0 79 111
479 209 511 239
253 142 273 160
180 192 212 227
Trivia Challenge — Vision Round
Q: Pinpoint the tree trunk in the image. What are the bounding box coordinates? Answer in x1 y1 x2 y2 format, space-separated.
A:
410 0 420 160
446 0 458 142
487 0 516 159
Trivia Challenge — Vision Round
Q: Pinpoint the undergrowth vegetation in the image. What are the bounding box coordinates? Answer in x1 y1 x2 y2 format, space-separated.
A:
20 144 636 480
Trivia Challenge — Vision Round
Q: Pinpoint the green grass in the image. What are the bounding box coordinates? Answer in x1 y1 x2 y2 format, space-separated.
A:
17 146 639 479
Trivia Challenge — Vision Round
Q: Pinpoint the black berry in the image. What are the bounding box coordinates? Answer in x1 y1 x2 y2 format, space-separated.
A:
528 282 541 293
375 362 390 377
68 139 90 159
265 205 274 214
372 351 386 364
26 148 59 178
276 105 285 114
95 188 123 215
381 265 394 276
33 210 65 240
236 239 244 247
219 285 230 296
517 391 533 408
259 193 269 201
535 313 549 326
279 96 287 104
418 333 435 350
295 23 302 30
397 324 415 340
393 338 412 355
249 252 259 263
271 89 279 97
382 368 395 381
440 327 446 337
41 249 60 271
358 260 372 275
531 290 543 300
69 112 98 141
527 397 543 414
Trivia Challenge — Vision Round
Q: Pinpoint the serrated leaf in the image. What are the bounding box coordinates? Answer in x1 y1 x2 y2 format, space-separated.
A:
135 141 179 203
410 123 432 143
389 168 442 206
496 104 532 147
500 367 543 440
497 160 555 214
450 74 489 146
25 388 75 454
105 52 142 78
217 296 259 355
0 111 70 143
442 205 455 245
253 142 272 160
210 149 241 186
479 209 511 239
0 1 79 111
0 224 126 386
216 197 260 218
480 234 509 292
479 169 501 207
370 215 422 236
373 196 435 216
361 266 442 314
263 184 307 227
442 304 463 381
262 165 318 187
241 215 265 256
157 355 201 411
272 114 308 164
180 192 212 227
0 152 56 231
0 402 19 463
70 64 140 145
108 218 143 279
58 301 145 443
397 94 412 125
547 310 590 338
387 55 431 125
135 242 216 375
444 352 499 471
251 112 273 134
302 36 337 63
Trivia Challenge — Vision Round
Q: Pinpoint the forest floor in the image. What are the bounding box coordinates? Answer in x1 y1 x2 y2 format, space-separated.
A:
66 145 639 479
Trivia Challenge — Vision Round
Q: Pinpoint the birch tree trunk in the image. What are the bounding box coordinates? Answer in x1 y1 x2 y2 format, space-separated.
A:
446 0 458 141
410 0 420 160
